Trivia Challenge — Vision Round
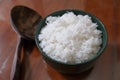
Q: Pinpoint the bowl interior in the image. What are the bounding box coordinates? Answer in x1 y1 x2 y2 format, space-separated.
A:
35 9 108 65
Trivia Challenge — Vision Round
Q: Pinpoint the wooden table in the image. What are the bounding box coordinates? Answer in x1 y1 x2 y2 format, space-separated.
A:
0 0 120 80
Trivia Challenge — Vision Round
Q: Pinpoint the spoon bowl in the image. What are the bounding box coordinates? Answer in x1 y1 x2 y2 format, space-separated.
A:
11 5 42 40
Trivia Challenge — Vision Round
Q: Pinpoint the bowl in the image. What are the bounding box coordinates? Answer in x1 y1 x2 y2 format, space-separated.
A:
35 9 108 74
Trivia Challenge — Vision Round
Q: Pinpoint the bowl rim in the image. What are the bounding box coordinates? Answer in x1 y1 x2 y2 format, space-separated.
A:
35 9 108 66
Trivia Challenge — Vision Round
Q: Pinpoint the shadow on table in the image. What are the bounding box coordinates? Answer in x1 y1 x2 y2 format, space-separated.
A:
47 64 93 80
61 68 93 80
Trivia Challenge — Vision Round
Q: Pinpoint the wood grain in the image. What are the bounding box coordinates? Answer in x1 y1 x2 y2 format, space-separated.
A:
0 0 119 80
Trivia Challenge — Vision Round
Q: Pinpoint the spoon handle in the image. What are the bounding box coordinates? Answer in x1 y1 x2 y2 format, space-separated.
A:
19 39 35 80
12 39 35 80
12 38 24 80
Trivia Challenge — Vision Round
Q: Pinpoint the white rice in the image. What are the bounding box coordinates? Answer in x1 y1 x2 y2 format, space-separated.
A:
38 12 102 64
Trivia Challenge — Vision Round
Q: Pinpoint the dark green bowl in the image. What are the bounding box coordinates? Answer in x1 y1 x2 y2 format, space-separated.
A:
35 9 108 74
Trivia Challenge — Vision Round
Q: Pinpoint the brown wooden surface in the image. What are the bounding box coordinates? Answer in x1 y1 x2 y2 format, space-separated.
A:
0 0 120 80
